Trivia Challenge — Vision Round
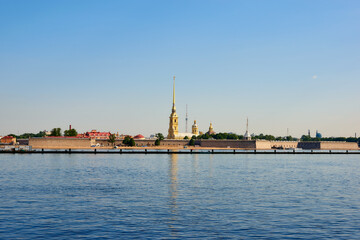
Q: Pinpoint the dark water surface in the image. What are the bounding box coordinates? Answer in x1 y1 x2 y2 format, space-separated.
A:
0 154 359 239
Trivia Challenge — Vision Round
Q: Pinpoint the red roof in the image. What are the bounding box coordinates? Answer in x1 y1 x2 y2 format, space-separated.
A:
3 136 14 139
76 130 111 139
133 134 145 139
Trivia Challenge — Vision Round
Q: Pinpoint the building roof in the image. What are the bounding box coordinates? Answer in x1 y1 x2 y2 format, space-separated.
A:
133 134 145 139
2 136 14 139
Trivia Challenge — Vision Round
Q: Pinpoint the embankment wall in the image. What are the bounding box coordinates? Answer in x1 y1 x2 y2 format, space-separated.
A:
298 141 358 150
198 140 257 148
320 141 358 150
29 138 93 148
95 139 188 147
28 138 359 150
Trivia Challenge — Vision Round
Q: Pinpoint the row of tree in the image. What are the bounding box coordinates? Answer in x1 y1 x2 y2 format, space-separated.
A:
300 135 359 142
187 133 298 141
189 132 244 140
50 128 78 137
9 128 79 139
253 134 297 141
9 131 46 139
192 133 360 143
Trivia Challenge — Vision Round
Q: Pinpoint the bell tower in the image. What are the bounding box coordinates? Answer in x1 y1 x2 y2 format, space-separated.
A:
192 120 199 135
167 76 179 139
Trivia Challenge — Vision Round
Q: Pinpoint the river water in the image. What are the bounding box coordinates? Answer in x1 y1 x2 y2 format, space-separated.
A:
0 154 359 239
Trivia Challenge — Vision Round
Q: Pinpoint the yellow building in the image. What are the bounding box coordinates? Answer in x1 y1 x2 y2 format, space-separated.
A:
192 120 199 135
207 122 215 134
167 76 199 139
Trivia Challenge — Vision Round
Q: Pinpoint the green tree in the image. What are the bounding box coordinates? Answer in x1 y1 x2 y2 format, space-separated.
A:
50 128 61 136
285 136 293 141
227 134 239 140
122 136 136 146
108 133 116 147
189 138 195 146
154 133 164 146
301 135 312 141
64 129 78 137
346 137 358 142
155 133 164 141
129 138 136 147
123 136 131 145
265 135 276 141
183 136 189 140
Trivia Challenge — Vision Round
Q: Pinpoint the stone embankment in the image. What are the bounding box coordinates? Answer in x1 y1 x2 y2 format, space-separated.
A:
27 138 359 150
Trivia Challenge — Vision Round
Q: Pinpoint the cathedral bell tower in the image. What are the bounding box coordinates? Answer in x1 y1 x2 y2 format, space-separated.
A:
167 76 179 139
192 120 199 135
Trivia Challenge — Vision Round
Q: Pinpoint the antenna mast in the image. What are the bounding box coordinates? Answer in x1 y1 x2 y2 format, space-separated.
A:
185 104 188 133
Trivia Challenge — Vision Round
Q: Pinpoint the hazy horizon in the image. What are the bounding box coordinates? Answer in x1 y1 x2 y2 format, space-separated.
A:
1 0 359 138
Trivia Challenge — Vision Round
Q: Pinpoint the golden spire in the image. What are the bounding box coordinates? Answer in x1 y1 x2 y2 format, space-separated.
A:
172 76 176 111
173 76 175 105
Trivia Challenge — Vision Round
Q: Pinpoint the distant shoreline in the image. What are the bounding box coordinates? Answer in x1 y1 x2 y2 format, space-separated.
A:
1 147 359 154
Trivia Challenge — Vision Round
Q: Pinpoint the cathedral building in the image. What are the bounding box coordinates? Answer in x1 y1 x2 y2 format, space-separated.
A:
207 122 215 135
167 77 200 139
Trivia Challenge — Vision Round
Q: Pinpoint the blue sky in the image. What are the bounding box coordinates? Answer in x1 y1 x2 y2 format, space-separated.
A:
1 0 359 137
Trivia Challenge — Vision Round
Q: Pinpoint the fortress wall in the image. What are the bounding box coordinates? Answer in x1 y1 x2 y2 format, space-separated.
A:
320 142 358 150
297 141 358 150
297 142 321 149
29 138 93 148
269 141 298 149
94 139 189 147
159 140 188 147
199 140 257 149
28 138 359 150
255 141 272 149
131 139 188 147
96 139 122 147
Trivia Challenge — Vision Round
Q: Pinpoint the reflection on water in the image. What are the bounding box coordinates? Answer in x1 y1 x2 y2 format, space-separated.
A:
168 154 178 237
191 154 199 188
208 153 213 178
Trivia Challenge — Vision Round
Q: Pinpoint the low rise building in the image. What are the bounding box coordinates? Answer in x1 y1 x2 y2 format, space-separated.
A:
77 130 111 139
0 136 16 145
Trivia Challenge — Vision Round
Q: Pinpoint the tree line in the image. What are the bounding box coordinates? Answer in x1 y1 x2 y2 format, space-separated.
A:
191 132 297 141
300 135 359 143
8 128 78 139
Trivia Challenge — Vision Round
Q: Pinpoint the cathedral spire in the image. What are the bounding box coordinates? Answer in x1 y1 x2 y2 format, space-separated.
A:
172 76 176 110
173 76 175 105
168 76 179 139
244 117 251 140
246 117 249 132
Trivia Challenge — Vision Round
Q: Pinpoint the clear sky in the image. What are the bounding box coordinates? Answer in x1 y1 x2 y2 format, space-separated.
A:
1 0 359 137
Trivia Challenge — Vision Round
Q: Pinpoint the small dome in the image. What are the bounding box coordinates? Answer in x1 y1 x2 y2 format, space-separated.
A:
133 134 145 139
